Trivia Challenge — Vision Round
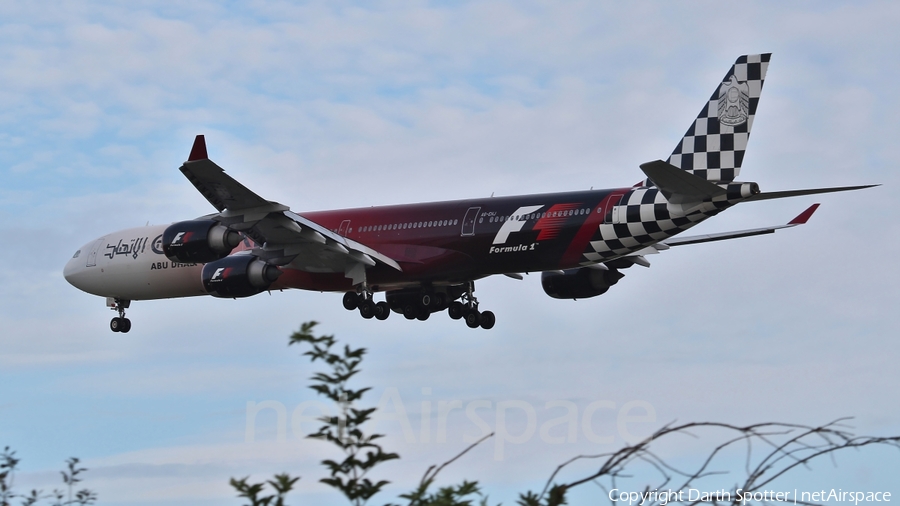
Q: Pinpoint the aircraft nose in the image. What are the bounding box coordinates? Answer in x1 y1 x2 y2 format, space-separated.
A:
63 246 91 291
64 252 80 284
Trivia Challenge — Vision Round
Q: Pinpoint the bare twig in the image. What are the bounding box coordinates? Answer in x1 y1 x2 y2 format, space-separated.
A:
418 432 495 488
528 419 900 506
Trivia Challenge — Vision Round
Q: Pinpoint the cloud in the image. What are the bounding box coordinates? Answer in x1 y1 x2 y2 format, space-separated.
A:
1 1 898 503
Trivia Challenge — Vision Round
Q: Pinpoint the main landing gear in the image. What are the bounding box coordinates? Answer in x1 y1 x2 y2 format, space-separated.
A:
341 281 496 330
342 290 391 321
396 290 448 322
109 298 132 333
447 282 495 330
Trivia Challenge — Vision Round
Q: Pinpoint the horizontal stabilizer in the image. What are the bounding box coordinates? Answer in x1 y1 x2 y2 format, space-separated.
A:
663 204 819 247
744 184 879 201
639 160 727 204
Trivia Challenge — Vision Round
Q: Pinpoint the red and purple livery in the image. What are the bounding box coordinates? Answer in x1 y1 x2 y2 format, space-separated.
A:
64 54 875 332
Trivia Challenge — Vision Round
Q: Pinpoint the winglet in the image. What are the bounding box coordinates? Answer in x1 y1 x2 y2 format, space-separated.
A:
788 203 820 225
188 135 208 161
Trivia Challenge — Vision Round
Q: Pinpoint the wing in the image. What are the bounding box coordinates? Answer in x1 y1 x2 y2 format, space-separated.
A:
606 203 820 268
179 135 401 283
662 203 819 247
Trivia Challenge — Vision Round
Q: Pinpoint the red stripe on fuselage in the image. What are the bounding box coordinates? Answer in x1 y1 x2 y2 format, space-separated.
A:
534 203 581 241
558 189 629 268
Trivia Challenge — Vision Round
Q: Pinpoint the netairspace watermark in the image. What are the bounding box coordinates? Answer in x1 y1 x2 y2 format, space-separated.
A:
244 387 657 460
609 488 892 506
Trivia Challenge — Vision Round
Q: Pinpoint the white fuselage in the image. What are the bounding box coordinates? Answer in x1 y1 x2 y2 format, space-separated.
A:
64 225 207 300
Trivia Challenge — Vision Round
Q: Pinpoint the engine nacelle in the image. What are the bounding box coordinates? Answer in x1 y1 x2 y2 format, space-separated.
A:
162 220 242 263
201 255 282 298
541 267 624 300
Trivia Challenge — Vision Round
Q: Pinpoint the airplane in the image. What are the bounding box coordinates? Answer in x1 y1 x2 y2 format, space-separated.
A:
64 53 876 332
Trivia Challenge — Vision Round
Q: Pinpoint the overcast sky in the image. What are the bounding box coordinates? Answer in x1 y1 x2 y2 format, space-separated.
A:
1 2 898 505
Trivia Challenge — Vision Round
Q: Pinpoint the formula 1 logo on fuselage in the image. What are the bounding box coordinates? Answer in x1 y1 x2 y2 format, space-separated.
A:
492 205 544 245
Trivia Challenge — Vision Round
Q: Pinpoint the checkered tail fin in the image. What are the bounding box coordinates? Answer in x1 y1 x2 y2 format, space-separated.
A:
667 53 771 183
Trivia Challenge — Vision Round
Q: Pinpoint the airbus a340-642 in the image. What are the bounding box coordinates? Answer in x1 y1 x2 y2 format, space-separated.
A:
65 54 875 332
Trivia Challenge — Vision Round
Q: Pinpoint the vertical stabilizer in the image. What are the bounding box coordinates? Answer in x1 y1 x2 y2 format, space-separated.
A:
667 53 771 183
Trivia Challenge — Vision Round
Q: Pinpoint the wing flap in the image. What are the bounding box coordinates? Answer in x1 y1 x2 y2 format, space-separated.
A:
282 211 402 270
181 158 274 212
179 135 402 276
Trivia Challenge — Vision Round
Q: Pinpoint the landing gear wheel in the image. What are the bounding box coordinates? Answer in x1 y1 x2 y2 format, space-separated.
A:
417 309 430 321
375 301 390 320
342 292 359 310
403 304 418 320
448 302 464 320
434 293 448 310
109 298 133 333
359 299 376 319
110 317 132 333
465 309 481 329
418 292 433 309
479 310 495 330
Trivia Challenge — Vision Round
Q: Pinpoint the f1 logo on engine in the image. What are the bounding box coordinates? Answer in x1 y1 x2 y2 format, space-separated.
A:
211 267 228 281
171 232 188 245
492 205 543 244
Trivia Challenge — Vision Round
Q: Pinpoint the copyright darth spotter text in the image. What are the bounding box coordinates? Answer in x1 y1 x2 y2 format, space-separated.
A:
609 488 891 506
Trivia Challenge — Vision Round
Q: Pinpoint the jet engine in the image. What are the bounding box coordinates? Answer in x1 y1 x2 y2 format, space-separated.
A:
541 267 624 300
162 220 242 263
201 255 282 298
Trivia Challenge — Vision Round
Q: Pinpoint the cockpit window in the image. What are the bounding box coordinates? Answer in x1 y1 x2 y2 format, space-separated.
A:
73 250 81 259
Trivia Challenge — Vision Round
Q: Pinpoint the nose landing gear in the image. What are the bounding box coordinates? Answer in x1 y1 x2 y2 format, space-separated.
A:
108 298 132 333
